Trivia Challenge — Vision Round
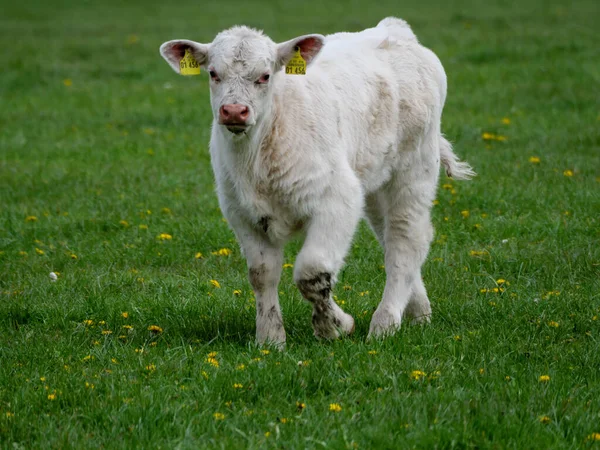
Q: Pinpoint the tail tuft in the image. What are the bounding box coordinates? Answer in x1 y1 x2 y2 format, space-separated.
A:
440 137 475 180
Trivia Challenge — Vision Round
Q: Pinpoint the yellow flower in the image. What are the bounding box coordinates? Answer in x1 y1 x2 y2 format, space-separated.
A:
157 233 172 240
5 412 14 418
296 401 306 411
264 431 271 437
460 210 470 218
211 248 232 256
210 279 221 288
195 252 203 259
122 325 133 330
505 375 511 381
501 117 511 125
146 364 156 371
260 349 270 355
70 253 78 259
329 403 342 412
539 416 551 424
563 169 573 177
482 132 495 140
529 156 541 164
539 375 550 382
479 368 485 375
470 250 487 257
85 382 95 389
496 279 507 285
454 335 462 341
495 135 507 142
368 350 377 355
410 370 426 380
47 394 56 401
233 289 242 296
207 357 219 368
82 355 92 362
148 325 163 333
101 330 112 335
25 216 38 222
588 433 600 441
139 224 148 230
208 351 217 358
161 207 172 215
63 79 72 87
213 412 225 421
548 321 559 328
119 220 129 227
35 248 45 255
233 383 243 389
279 417 288 424
283 263 293 268
236 364 246 371
18 251 28 256
122 312 129 318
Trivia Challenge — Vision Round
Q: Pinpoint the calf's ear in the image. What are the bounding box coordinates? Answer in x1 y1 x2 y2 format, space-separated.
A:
276 34 325 67
160 40 210 74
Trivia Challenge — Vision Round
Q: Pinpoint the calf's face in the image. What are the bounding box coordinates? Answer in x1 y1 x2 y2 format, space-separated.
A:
160 27 324 135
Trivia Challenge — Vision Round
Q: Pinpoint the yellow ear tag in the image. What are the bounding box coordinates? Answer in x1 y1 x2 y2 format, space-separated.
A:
180 48 201 76
285 47 306 75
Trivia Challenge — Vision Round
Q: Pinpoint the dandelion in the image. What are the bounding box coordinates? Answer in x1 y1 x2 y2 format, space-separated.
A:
63 79 72 87
539 416 551 424
201 371 209 380
122 325 133 330
233 383 243 389
195 252 203 259
454 335 462 341
563 169 573 177
161 207 172 214
157 233 172 240
260 349 270 355
122 312 129 319
482 132 495 140
479 368 485 375
139 224 148 230
432 199 440 206
461 210 470 218
470 250 487 257
588 433 600 441
279 418 288 424
47 394 56 401
146 364 156 371
236 364 246 371
207 356 219 368
25 216 38 222
119 220 129 227
329 403 342 412
505 375 511 381
496 279 507 285
5 412 14 418
35 248 45 255
264 431 271 437
296 401 306 411
501 117 511 125
529 156 541 164
210 279 221 288
85 382 95 389
70 253 78 259
148 325 163 333
40 377 46 382
211 248 232 256
101 330 112 335
495 135 507 141
410 370 426 380
208 351 217 358
233 289 242 296
368 350 377 355
82 355 92 362
282 263 293 268
213 412 225 421
539 375 550 382
548 321 559 328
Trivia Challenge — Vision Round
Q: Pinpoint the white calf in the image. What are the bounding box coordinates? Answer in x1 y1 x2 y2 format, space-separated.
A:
160 17 474 347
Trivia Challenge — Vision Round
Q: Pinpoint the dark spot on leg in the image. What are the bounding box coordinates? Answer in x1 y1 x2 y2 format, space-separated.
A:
257 302 264 317
297 272 332 302
267 305 277 319
249 265 265 293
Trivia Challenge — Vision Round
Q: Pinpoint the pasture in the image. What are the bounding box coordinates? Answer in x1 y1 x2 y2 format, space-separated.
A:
1 0 599 448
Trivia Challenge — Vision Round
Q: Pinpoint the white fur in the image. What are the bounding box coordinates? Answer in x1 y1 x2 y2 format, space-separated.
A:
160 17 474 346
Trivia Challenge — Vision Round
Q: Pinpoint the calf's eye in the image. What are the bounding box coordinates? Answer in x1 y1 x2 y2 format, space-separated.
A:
256 73 270 84
209 70 220 82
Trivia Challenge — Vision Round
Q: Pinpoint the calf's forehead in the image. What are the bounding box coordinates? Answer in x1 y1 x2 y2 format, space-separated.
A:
209 28 277 72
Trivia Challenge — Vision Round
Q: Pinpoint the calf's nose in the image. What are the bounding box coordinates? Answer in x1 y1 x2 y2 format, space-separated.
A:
219 104 249 125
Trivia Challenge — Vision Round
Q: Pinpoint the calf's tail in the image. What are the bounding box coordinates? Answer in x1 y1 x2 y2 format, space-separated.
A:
440 136 476 180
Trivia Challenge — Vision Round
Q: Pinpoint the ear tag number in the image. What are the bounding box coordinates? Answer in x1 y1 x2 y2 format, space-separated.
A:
285 47 306 75
180 48 201 76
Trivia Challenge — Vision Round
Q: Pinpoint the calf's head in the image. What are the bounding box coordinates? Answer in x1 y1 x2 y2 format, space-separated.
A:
160 27 324 135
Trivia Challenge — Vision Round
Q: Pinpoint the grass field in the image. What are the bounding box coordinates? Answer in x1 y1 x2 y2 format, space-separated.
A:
1 0 599 448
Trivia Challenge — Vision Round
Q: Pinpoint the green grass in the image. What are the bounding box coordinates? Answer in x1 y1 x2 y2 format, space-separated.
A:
1 0 599 448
